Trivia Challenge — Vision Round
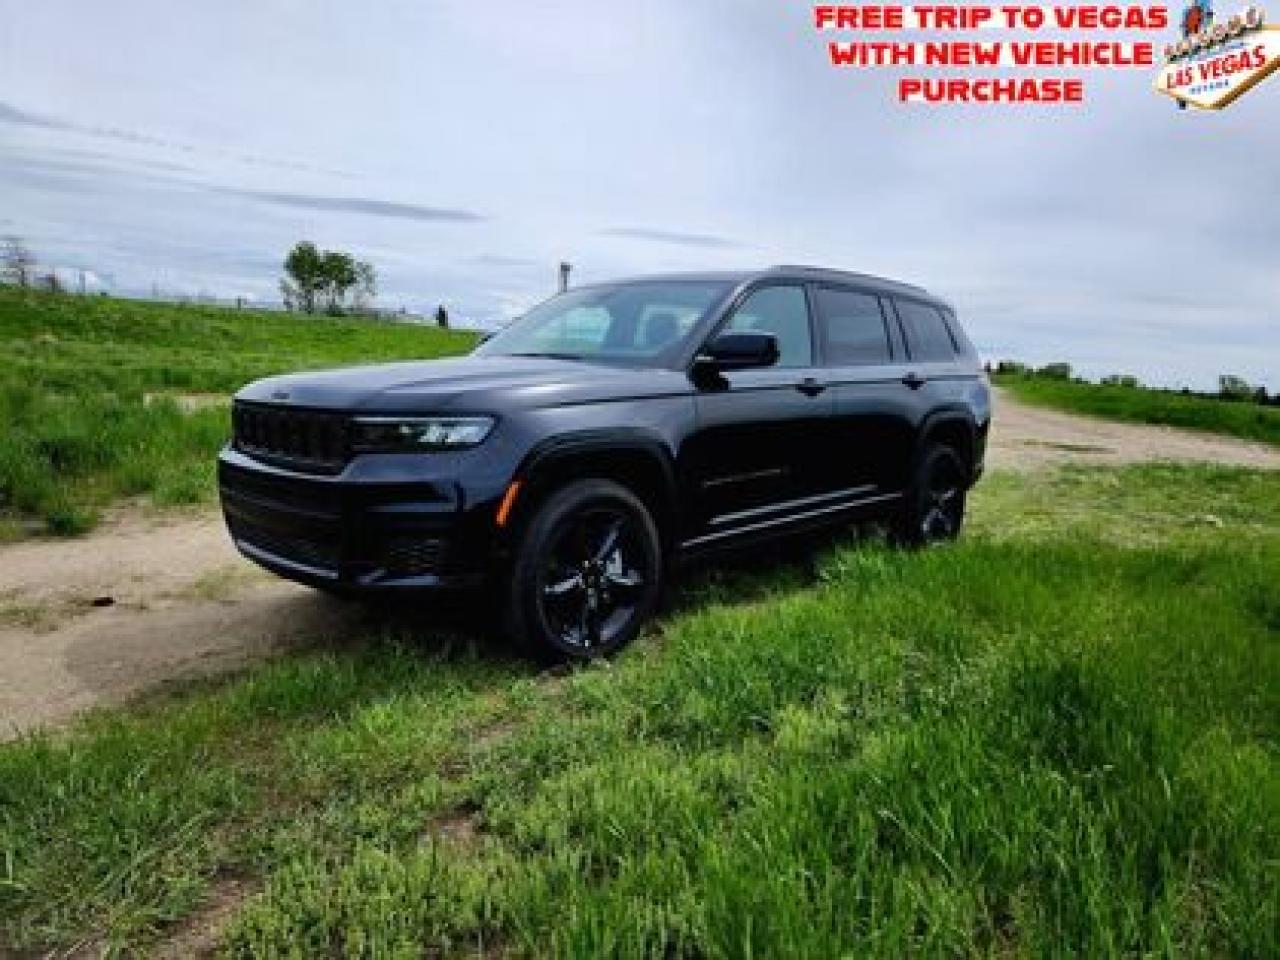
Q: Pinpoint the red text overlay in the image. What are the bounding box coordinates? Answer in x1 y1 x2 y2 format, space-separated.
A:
814 4 1170 104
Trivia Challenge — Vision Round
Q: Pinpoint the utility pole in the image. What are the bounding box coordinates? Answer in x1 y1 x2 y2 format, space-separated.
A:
558 261 572 293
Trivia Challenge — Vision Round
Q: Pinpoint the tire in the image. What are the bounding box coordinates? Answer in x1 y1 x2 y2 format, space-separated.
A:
894 443 968 548
505 479 663 661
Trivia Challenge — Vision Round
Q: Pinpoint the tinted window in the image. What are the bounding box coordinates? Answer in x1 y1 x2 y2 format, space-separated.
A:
938 308 974 357
635 304 702 351
475 280 730 365
895 299 956 362
539 306 611 352
814 287 891 366
722 286 813 368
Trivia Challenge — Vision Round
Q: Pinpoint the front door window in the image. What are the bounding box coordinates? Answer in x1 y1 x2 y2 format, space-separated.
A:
721 286 813 368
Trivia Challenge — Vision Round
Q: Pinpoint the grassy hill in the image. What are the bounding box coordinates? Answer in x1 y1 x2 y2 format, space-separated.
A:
1 462 1277 956
996 373 1280 447
0 288 477 537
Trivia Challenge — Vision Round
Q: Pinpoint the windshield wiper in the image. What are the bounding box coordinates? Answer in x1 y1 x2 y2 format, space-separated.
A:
505 352 586 361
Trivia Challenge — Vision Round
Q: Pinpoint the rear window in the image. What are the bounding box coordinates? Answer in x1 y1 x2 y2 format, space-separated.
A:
894 298 957 363
813 287 892 366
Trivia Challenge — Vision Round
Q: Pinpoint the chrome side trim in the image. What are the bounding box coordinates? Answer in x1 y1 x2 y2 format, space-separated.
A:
701 467 788 490
709 484 877 528
683 491 902 550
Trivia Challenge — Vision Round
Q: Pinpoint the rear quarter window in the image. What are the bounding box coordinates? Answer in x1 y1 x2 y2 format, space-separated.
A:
894 298 957 363
939 308 976 358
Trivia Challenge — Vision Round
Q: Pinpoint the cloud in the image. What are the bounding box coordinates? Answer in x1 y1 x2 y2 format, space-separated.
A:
226 189 486 224
2 2 1277 389
601 227 744 249
0 101 68 131
41 146 193 174
466 254 541 267
0 100 349 178
0 99 192 153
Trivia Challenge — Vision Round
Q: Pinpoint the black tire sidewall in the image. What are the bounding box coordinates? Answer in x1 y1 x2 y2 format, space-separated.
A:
897 444 967 547
506 479 663 660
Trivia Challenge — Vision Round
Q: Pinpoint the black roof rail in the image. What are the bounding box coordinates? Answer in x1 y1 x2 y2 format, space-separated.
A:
766 264 929 294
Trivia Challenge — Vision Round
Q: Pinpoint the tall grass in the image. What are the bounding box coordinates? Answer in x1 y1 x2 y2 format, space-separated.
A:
997 373 1280 447
1 464 1277 956
0 288 477 536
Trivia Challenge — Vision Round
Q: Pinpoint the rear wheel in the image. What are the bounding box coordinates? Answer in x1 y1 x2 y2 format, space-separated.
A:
895 444 967 547
506 479 662 661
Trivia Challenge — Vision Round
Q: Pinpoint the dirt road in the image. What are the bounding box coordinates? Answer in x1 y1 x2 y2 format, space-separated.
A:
0 513 373 738
985 391 1280 471
3 389 1279 738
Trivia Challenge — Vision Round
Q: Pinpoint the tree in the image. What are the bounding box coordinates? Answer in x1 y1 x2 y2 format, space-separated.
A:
319 250 358 314
1 236 35 287
280 242 375 315
1218 374 1255 401
1101 374 1140 388
353 260 377 313
281 241 324 313
435 305 450 330
1038 362 1072 381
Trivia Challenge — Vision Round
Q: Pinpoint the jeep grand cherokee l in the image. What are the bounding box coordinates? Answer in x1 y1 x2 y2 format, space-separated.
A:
219 266 990 659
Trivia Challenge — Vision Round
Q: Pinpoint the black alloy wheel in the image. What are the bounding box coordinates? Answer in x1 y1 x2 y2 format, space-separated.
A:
897 444 967 547
508 479 662 660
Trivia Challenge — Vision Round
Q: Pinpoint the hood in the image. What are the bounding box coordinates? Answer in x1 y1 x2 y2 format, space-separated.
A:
235 355 692 413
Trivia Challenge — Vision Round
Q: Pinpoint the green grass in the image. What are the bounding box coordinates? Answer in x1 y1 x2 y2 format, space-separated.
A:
996 374 1280 447
0 288 477 537
1 463 1278 957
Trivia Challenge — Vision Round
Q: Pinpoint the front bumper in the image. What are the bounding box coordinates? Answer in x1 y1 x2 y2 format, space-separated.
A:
218 446 506 591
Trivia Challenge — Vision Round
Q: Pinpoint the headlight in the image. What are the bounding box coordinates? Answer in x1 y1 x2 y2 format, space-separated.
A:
351 416 495 452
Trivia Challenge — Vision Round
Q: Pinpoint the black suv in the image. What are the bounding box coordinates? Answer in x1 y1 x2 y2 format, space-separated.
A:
219 266 990 658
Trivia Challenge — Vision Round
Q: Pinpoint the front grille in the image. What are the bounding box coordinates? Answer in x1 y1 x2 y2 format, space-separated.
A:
382 537 446 577
233 402 350 474
219 460 341 518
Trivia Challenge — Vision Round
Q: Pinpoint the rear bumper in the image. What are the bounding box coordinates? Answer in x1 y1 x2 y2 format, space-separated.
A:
971 418 990 485
218 446 504 591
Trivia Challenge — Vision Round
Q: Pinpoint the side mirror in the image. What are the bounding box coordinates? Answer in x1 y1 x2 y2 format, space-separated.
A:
696 332 780 372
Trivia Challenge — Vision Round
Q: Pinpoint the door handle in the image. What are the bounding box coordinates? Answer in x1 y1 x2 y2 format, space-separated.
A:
902 372 927 390
796 377 827 397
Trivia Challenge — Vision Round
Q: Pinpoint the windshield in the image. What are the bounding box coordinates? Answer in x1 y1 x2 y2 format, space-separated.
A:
474 280 732 365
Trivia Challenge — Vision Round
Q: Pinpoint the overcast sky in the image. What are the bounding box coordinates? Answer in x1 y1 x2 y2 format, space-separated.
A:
1 0 1276 388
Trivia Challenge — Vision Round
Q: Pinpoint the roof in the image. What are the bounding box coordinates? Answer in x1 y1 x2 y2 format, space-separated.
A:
593 265 941 303
763 265 929 296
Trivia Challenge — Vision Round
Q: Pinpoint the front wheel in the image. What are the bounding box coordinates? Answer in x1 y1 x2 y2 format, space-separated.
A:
894 444 968 548
506 479 662 661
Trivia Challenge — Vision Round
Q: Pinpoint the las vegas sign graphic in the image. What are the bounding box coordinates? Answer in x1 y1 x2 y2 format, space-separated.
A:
1155 3 1280 108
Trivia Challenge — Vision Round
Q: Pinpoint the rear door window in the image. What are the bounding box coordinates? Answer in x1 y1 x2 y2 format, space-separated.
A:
894 299 957 362
813 286 892 366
